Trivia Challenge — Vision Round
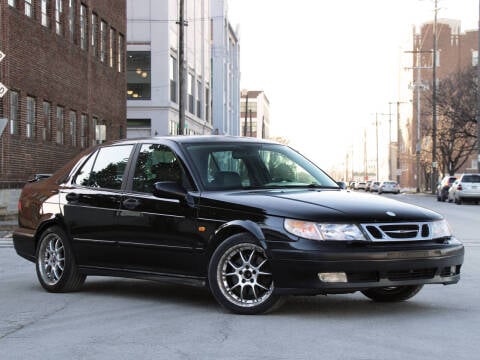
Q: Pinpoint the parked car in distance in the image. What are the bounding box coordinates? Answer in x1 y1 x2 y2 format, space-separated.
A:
378 181 400 194
355 181 367 190
447 174 480 205
365 180 373 192
437 176 457 202
370 181 381 193
28 173 52 182
348 181 356 190
13 136 464 314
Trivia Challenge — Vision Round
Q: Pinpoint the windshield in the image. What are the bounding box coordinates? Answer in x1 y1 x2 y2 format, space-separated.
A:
183 142 339 191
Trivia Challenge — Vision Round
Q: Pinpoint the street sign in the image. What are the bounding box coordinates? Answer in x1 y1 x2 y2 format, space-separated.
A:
0 118 7 136
0 82 8 98
0 50 5 62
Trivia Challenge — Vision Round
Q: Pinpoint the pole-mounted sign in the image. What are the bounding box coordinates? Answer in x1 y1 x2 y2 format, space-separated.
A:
0 50 7 98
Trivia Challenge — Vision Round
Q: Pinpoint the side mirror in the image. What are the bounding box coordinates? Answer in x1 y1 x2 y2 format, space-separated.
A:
336 181 347 189
153 181 187 201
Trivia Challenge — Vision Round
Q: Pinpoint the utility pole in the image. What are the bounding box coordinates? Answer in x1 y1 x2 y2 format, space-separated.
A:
177 0 187 135
242 90 248 136
477 0 480 172
375 113 379 181
388 102 393 180
363 128 367 180
431 0 439 192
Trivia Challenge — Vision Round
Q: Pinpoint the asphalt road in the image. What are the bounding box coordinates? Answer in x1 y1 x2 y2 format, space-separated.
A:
0 193 478 360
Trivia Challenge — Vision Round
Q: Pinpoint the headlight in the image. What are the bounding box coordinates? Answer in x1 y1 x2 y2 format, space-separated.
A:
431 219 452 238
284 219 366 241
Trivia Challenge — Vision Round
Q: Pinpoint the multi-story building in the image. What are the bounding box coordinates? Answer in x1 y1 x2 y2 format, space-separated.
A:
400 19 479 189
211 0 240 136
240 90 270 139
0 0 126 185
126 0 213 138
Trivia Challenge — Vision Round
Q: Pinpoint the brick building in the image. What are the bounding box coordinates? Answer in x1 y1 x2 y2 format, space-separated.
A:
400 19 479 190
0 0 126 185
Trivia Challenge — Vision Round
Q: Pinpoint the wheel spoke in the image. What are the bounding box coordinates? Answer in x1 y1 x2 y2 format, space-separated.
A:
239 251 247 265
251 284 258 300
256 283 269 291
257 271 272 276
247 249 255 264
227 260 239 270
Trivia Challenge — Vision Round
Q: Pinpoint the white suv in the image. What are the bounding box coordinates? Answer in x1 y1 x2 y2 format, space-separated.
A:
448 174 480 205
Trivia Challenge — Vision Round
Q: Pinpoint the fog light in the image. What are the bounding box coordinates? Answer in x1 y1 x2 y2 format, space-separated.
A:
318 272 347 283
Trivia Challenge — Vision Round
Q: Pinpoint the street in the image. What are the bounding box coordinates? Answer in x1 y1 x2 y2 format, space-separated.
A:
0 194 478 360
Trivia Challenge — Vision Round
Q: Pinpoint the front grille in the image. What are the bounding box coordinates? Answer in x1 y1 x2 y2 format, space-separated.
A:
361 222 432 241
387 268 436 281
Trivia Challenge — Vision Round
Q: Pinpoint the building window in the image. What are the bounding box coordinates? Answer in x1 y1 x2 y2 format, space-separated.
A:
79 4 87 50
8 0 16 7
188 73 194 114
42 101 51 141
117 34 124 72
68 0 75 42
169 120 178 135
56 106 64 144
472 50 478 67
25 0 33 17
205 86 210 123
91 13 97 57
170 55 177 103
100 20 107 63
127 51 151 100
55 0 62 35
80 114 88 148
70 111 77 147
92 116 98 145
9 91 19 135
41 0 49 27
109 28 115 67
26 96 36 139
196 80 202 118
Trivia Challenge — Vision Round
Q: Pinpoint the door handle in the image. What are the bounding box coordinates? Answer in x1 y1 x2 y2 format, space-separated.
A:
66 192 80 202
122 198 141 210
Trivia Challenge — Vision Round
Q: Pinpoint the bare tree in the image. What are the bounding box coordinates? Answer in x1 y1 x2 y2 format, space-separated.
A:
423 67 478 176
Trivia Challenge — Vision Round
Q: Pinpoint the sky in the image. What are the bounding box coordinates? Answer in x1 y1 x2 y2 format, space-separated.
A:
227 0 479 175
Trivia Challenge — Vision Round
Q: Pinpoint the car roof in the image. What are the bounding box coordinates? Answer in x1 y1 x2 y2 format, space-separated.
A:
106 135 280 146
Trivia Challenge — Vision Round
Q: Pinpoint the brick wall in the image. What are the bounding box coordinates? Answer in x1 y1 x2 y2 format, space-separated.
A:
0 0 126 182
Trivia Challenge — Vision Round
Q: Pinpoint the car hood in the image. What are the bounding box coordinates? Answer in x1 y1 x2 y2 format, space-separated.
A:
199 189 442 223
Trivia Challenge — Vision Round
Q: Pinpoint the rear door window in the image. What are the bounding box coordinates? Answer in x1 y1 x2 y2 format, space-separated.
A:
74 145 134 189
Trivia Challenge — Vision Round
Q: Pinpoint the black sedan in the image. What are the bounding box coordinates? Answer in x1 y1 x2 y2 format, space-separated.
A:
13 136 464 314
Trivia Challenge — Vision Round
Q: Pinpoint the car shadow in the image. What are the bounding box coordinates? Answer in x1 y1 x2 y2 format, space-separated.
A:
79 277 448 317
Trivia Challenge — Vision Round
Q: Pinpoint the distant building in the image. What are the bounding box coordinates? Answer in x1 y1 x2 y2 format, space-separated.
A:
126 0 213 138
211 0 240 136
0 0 126 185
240 90 270 139
400 19 479 189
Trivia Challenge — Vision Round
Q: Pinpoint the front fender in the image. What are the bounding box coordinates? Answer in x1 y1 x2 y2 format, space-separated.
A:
211 219 267 250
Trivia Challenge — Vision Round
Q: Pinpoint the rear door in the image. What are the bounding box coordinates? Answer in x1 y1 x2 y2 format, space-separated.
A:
61 144 134 268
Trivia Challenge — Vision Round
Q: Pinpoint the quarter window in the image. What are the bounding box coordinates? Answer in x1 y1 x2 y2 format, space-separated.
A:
75 145 133 189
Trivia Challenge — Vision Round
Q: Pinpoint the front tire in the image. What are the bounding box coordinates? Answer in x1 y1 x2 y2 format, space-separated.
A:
208 233 283 314
361 285 423 302
36 226 86 292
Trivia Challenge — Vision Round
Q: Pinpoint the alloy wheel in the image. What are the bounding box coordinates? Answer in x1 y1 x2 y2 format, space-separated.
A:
216 243 274 308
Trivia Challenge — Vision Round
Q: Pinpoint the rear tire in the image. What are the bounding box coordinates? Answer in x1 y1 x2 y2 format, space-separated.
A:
208 233 283 314
361 285 423 302
36 226 86 292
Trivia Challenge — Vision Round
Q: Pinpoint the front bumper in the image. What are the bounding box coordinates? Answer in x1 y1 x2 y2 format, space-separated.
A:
267 238 464 295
